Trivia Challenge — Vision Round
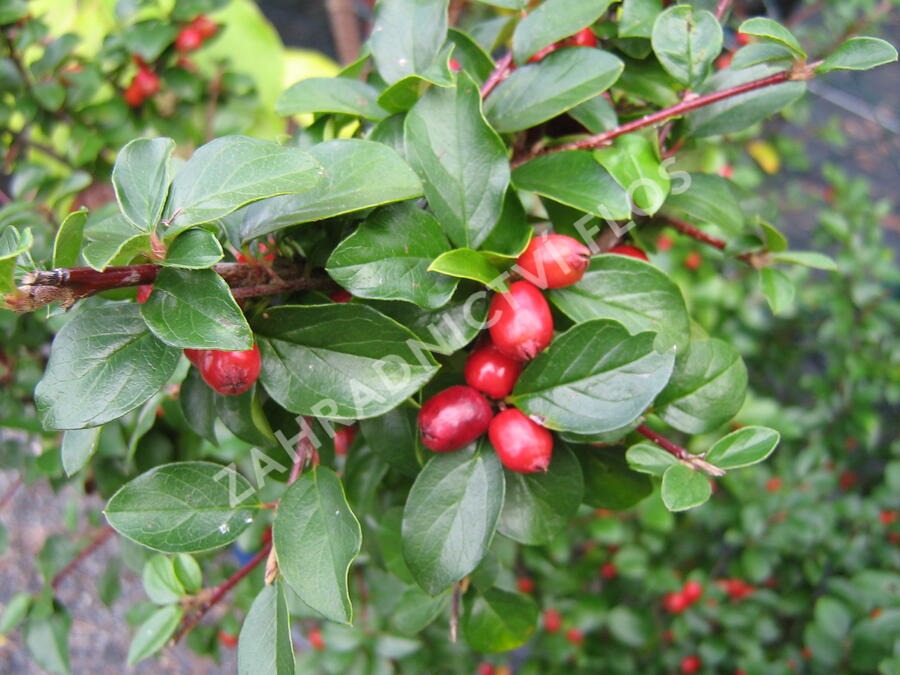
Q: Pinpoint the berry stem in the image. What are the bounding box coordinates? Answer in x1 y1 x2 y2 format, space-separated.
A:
51 525 115 590
636 424 726 477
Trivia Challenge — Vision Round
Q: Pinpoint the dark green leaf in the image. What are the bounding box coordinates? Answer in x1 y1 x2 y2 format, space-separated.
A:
173 554 202 593
274 468 362 624
105 461 258 553
405 72 510 248
121 19 178 62
359 405 421 476
731 42 795 70
255 304 438 419
462 588 537 652
127 605 182 665
370 0 450 85
816 37 898 73
447 28 496 83
548 255 690 352
81 211 149 272
705 425 779 469
402 443 504 595
180 367 218 444
651 5 722 87
738 17 805 58
661 464 711 511
569 94 618 133
484 47 623 132
112 137 175 232
161 228 224 268
428 248 507 291
277 77 388 120
392 586 451 634
607 605 651 647
61 426 102 476
237 582 295 675
327 203 457 309
662 173 744 234
238 139 422 241
594 134 670 215
215 388 276 448
140 268 253 351
512 0 612 64
498 442 583 545
35 304 180 430
575 444 652 509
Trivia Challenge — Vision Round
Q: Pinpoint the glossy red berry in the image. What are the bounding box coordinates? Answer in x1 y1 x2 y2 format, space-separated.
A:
516 576 534 594
449 58 461 71
608 245 649 261
880 510 898 526
663 591 689 613
716 51 733 70
123 81 145 107
199 344 262 396
329 289 352 303
183 348 208 368
218 630 238 648
736 32 752 46
684 251 702 270
488 281 554 361
543 609 562 633
464 342 523 399
682 580 703 604
527 43 559 63
488 408 553 473
176 27 203 52
656 234 674 251
136 284 153 303
681 655 702 674
565 628 583 646
601 562 617 579
191 15 219 40
308 627 325 650
418 385 493 452
134 68 160 96
516 234 591 289
839 470 856 491
334 425 357 456
566 27 597 48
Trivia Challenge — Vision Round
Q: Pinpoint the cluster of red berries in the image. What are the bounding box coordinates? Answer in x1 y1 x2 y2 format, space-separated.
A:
718 577 755 601
418 236 650 473
124 60 161 108
662 580 704 613
528 26 598 63
175 15 219 53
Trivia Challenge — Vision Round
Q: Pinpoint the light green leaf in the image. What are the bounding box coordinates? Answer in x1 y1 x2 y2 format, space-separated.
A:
705 425 779 469
112 137 175 232
428 248 507 292
661 464 711 511
52 209 87 268
61 426 102 476
759 266 794 314
142 555 185 604
619 0 662 38
24 608 71 675
770 250 837 271
816 37 898 73
81 211 149 271
651 5 722 87
731 42 795 70
462 588 537 653
594 134 670 215
738 17 806 58
276 77 388 120
127 605 183 665
238 582 295 675
662 172 744 234
626 442 679 476
161 228 224 268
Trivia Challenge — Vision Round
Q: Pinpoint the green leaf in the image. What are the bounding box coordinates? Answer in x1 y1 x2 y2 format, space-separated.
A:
370 0 449 85
238 582 295 675
661 464 711 511
402 443 504 595
0 592 32 634
619 0 662 38
165 136 322 237
180 367 218 444
392 586 451 634
731 42 795 70
510 319 675 434
705 425 779 469
359 404 421 477
428 248 507 291
462 588 537 652
61 426 102 476
816 37 898 73
173 554 202 593
112 137 175 232
274 468 362 624
687 63 806 137
484 47 623 132
626 442 679 476
498 443 583 545
276 77 388 120
815 596 852 640
376 65 454 114
238 139 422 242
512 0 612 64
759 266 794 314
25 607 71 675
327 203 457 309
512 151 631 220
105 461 258 553
405 72 510 249
651 5 722 87
215 388 276 448
447 27 496 83
594 134 670 215
127 605 183 665
35 304 180 430
161 228 224 268
52 209 87 268
738 17 806 58
548 255 691 352
0 226 32 294
81 209 150 271
607 605 651 647
140 268 253 351
121 19 178 62
142 554 185 604
654 338 748 434
255 304 438 419
662 173 744 234
570 94 618 133
0 0 28 25
770 250 837 271
574 444 652 509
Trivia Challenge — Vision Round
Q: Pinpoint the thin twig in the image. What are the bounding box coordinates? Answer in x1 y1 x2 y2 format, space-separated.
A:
636 424 726 477
666 216 762 266
450 582 461 642
714 0 735 22
204 66 224 142
480 52 513 99
0 475 22 509
325 0 362 65
51 525 115 589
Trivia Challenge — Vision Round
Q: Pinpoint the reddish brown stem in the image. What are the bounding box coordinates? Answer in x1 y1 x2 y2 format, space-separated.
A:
666 216 759 265
714 0 735 21
636 425 725 477
174 539 273 643
512 70 796 167
326 0 362 65
0 475 22 509
480 52 513 98
51 525 115 590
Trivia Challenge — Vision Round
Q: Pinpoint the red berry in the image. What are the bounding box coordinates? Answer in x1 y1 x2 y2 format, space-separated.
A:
218 630 238 648
608 245 649 261
871 608 883 618
176 27 203 52
464 342 523 400
663 592 689 613
488 281 554 361
334 425 357 456
736 32 752 46
716 52 733 70
880 510 897 526
839 470 856 491
565 27 597 48
682 580 703 604
123 81 145 107
488 408 553 473
527 43 559 63
236 242 276 264
136 284 153 303
720 578 754 600
184 348 208 367
681 655 702 674
656 234 674 251
543 608 562 632
601 562 617 579
308 627 325 650
134 68 160 96
449 58 461 71
565 627 583 646
516 234 591 289
191 15 219 40
199 344 262 396
477 664 495 675
718 163 734 179
684 251 702 270
516 576 534 593
766 477 782 492
418 385 493 452
329 289 352 303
